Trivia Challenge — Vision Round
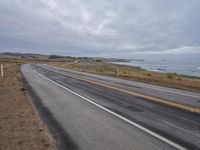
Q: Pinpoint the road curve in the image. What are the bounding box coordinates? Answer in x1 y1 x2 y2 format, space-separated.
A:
21 64 200 150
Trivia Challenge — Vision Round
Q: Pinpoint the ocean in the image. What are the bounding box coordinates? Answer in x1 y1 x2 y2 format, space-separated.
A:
112 54 200 77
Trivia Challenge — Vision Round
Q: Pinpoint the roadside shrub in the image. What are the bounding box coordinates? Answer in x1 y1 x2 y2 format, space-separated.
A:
17 76 21 81
166 73 174 79
20 87 26 91
178 77 182 81
147 73 151 76
96 68 103 72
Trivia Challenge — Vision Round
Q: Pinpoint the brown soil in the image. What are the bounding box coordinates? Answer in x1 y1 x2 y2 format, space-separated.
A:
0 62 57 150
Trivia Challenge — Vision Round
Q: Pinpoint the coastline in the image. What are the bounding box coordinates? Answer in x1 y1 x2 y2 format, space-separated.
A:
110 61 200 78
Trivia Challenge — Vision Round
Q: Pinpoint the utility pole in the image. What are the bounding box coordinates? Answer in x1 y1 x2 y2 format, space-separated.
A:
1 64 3 77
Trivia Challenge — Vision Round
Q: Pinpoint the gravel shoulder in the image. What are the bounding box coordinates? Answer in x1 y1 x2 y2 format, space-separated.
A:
0 62 57 150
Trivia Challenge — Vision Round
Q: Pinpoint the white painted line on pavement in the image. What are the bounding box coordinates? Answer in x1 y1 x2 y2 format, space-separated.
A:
32 69 186 150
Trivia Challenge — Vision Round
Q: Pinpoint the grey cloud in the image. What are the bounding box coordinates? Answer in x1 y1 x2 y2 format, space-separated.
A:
0 0 200 57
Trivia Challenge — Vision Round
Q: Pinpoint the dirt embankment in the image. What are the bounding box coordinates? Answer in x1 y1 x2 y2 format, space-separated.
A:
0 62 57 150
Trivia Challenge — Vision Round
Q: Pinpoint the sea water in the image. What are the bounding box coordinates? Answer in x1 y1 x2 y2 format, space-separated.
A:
112 54 200 77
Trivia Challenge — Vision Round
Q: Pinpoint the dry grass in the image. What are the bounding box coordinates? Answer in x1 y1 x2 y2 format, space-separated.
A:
0 62 57 150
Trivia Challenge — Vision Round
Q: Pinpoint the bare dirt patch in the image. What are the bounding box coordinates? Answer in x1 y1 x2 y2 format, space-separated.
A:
0 62 57 150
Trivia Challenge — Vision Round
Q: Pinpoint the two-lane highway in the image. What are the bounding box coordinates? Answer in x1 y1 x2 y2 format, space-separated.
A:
21 64 200 150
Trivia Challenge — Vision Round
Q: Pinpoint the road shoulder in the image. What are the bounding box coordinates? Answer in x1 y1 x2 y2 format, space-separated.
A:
0 62 57 150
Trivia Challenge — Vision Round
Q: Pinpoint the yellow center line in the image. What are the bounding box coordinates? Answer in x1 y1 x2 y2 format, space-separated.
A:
54 68 200 113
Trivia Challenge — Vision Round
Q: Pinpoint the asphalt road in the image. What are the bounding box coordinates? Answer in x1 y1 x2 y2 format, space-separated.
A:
21 64 200 150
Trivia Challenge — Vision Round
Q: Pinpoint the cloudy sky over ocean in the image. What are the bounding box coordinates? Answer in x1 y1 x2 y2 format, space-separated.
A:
0 0 200 57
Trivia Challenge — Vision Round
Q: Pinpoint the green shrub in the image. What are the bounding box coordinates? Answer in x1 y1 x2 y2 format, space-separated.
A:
147 73 151 76
166 73 174 79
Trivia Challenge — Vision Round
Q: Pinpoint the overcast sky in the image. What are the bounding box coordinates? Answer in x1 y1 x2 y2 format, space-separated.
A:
0 0 200 57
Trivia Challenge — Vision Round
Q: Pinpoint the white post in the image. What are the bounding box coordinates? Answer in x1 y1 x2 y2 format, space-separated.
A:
116 68 119 76
1 64 3 77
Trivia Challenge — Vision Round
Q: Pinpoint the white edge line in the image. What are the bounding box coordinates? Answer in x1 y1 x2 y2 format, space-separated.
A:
32 68 186 150
43 64 200 99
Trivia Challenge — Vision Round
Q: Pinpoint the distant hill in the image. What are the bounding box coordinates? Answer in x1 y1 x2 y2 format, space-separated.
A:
0 52 50 59
0 52 130 62
0 52 102 61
